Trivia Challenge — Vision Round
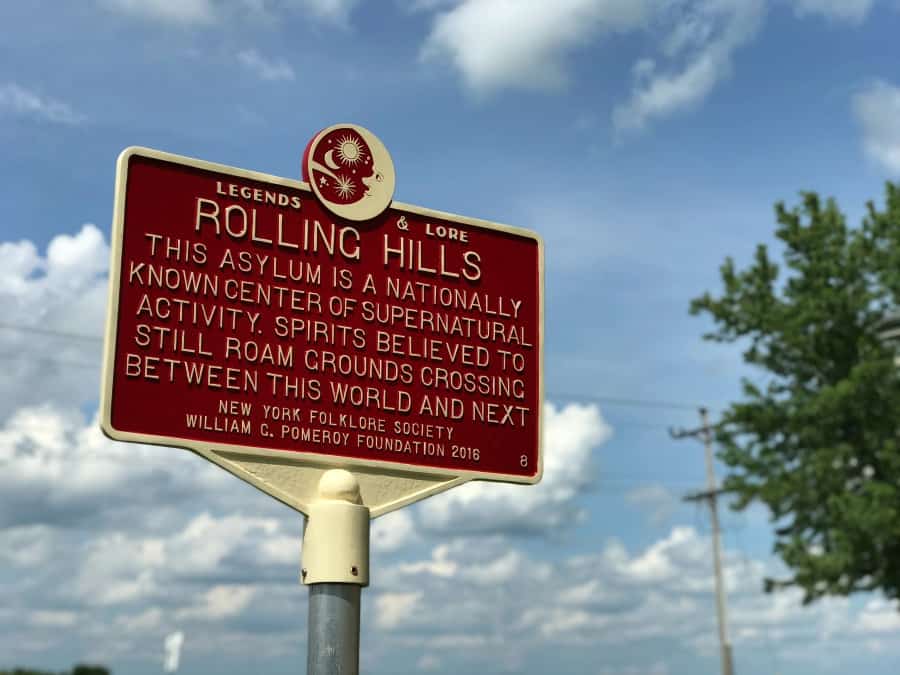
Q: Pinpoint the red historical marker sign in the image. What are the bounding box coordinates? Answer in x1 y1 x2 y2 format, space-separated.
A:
101 133 543 484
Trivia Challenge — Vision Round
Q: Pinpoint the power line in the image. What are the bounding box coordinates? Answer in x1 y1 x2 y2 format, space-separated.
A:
0 356 694 431
595 481 711 494
0 322 102 343
0 325 709 411
551 391 702 412
0 353 99 370
0 323 720 418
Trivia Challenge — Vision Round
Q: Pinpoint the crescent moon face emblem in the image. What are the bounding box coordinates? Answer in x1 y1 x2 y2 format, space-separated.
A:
303 123 395 222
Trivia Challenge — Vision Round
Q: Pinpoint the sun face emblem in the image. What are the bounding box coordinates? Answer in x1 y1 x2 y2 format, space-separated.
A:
303 123 396 221
336 135 363 165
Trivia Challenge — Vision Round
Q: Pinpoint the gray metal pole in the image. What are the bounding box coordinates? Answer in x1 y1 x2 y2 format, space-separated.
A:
302 470 369 675
307 583 361 675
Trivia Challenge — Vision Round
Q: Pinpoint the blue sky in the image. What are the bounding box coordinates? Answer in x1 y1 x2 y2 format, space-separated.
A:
3 1 900 674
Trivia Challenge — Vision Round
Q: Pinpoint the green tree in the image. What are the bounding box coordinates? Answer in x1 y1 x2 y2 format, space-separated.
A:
71 667 109 675
0 667 108 675
691 184 900 603
0 665 109 675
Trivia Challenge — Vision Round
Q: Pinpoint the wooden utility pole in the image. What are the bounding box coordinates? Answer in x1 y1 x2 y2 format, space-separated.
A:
670 407 735 675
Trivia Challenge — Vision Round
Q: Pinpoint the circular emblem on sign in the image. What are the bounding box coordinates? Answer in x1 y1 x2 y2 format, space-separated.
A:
303 124 395 222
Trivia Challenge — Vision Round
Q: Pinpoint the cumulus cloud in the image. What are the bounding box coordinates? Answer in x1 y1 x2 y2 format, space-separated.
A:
599 665 669 675
0 83 83 124
613 0 765 135
0 525 58 567
418 0 880 133
4 498 900 673
420 0 651 94
71 511 286 606
372 527 900 670
0 404 232 530
99 0 216 25
406 0 457 12
852 80 900 176
291 0 361 23
99 0 359 25
375 591 424 630
417 402 612 534
856 598 900 633
418 0 768 133
238 49 296 81
1 503 305 664
177 585 257 621
626 483 678 525
417 653 442 671
0 225 108 419
791 0 874 23
372 509 416 553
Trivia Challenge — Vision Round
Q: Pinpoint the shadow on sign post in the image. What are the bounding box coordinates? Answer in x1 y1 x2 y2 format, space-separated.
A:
100 124 544 675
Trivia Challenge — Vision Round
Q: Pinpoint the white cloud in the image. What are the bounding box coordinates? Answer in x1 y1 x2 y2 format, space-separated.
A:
605 526 708 585
791 0 873 23
99 0 216 25
459 549 523 585
117 608 164 633
417 402 612 534
613 0 765 135
598 664 669 675
177 585 257 620
0 404 226 529
237 49 296 81
5 510 900 672
419 0 771 132
626 483 678 525
28 610 78 628
853 80 900 175
375 591 423 630
72 510 292 606
0 225 108 419
100 0 359 25
417 653 442 671
856 598 900 633
259 535 301 565
0 525 57 566
0 83 83 124
372 526 900 671
372 509 416 553
420 0 651 94
393 545 459 578
406 0 457 11
0 413 307 663
290 0 360 23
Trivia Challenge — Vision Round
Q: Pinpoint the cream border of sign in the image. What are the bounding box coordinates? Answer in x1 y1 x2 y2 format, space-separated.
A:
100 146 545 518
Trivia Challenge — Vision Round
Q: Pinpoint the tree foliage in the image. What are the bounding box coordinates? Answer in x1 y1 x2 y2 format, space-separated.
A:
70 667 109 675
0 665 109 675
691 184 900 603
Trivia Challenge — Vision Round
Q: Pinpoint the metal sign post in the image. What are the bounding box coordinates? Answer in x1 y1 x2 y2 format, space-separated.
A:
100 124 544 673
302 469 368 675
